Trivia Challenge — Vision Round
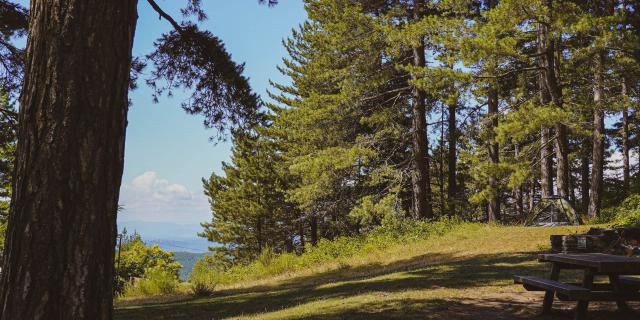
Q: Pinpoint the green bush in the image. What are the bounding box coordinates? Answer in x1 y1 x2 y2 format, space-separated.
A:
598 194 640 227
614 209 640 227
122 267 180 298
190 217 468 290
114 230 182 296
189 256 223 296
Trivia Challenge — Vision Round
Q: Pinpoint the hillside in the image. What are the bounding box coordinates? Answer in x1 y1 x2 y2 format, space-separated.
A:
172 252 206 280
114 224 640 319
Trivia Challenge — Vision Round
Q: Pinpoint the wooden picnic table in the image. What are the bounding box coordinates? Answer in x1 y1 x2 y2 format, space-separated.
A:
515 253 640 320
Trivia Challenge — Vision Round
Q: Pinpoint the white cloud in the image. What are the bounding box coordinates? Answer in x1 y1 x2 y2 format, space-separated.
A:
118 171 210 224
128 171 192 202
131 171 164 191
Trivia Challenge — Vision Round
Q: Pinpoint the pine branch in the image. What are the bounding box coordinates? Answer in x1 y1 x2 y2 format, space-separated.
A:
0 108 17 116
360 86 411 102
474 67 544 79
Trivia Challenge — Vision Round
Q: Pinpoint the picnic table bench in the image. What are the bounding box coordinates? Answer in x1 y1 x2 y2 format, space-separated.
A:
514 253 640 320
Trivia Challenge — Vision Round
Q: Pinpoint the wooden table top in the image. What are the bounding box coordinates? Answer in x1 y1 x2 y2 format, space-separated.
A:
539 253 640 274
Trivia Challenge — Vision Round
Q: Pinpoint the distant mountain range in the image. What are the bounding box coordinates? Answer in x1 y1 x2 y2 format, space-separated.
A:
146 237 212 253
117 220 217 251
172 251 207 280
117 220 217 279
118 220 203 239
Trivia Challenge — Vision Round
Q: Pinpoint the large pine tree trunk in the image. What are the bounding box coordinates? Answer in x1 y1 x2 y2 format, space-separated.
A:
537 0 572 200
622 79 630 195
0 1 137 319
554 123 571 199
447 101 457 217
588 52 605 219
487 85 500 222
548 28 570 200
540 126 554 197
537 25 554 199
410 0 432 219
538 15 569 200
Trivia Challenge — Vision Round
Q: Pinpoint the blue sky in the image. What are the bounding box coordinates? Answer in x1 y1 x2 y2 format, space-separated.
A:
114 1 307 243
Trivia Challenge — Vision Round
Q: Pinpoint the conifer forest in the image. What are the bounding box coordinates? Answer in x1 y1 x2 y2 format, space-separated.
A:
201 0 640 263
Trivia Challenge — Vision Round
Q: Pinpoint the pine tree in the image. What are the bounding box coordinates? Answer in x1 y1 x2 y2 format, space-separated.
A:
200 127 300 262
0 0 27 100
199 0 640 265
0 1 274 317
271 0 414 233
0 91 15 253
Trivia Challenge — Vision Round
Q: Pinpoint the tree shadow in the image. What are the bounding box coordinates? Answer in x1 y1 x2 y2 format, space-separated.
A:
219 250 547 294
280 297 640 320
114 250 639 319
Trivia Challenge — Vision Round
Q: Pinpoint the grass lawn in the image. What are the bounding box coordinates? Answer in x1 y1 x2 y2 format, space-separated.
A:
115 224 640 319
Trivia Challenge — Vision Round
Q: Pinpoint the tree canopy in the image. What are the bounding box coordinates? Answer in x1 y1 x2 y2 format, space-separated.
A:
200 0 640 261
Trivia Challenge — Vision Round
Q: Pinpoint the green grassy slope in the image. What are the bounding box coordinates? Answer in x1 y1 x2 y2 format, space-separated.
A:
115 224 639 320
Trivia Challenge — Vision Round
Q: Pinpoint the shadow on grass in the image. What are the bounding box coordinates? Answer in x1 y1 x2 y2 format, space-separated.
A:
269 296 640 320
116 250 561 319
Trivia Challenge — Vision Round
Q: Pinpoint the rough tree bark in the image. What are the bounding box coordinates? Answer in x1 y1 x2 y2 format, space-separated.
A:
554 123 571 199
537 26 554 199
0 1 138 319
447 100 457 217
540 126 554 198
487 85 500 223
588 52 605 219
538 4 570 200
547 39 570 199
410 0 433 219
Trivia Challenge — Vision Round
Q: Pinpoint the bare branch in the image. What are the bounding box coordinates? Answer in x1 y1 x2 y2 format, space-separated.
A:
146 0 183 32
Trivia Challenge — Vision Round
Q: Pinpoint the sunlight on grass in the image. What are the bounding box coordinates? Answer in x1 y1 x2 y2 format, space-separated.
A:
115 224 594 320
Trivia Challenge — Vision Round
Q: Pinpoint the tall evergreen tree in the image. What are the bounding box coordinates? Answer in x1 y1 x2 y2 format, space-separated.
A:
201 127 301 262
0 0 27 100
0 1 275 318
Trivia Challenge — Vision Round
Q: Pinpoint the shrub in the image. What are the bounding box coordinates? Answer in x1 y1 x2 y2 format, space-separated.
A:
114 231 182 295
122 268 180 298
599 194 640 227
188 256 223 296
614 209 640 228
